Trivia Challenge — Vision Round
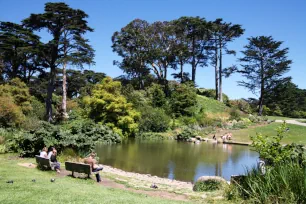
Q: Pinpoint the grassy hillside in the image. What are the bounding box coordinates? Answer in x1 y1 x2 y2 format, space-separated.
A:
196 95 230 118
228 123 306 145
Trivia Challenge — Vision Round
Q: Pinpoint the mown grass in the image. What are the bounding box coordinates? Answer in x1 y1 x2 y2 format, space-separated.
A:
230 123 306 145
0 154 187 204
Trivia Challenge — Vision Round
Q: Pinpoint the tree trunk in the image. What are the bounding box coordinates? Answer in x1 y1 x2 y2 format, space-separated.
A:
258 57 265 116
191 37 196 82
61 61 69 120
180 59 184 83
258 94 264 116
46 66 56 122
214 41 219 100
218 41 223 102
139 60 144 89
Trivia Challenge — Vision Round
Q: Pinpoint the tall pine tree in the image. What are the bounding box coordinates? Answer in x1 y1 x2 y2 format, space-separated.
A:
23 2 94 121
238 36 292 115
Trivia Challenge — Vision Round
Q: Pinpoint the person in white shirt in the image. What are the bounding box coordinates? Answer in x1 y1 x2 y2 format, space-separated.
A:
39 147 48 158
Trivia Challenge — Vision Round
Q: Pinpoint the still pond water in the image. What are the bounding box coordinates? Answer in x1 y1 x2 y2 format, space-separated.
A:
96 140 258 182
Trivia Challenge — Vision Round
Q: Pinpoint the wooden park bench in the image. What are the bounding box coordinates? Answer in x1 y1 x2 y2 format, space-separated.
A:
35 155 53 170
65 161 97 178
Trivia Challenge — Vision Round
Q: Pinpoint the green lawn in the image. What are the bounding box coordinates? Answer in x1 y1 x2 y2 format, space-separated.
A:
266 116 295 121
0 154 187 204
230 123 306 145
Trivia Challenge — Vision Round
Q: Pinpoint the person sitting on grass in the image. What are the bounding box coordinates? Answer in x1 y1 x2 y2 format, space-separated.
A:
226 133 232 140
84 152 103 183
50 148 61 173
39 147 48 158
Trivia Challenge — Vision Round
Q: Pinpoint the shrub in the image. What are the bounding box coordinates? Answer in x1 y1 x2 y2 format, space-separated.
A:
262 105 271 116
241 118 252 126
135 132 172 141
57 148 83 163
193 177 225 192
30 97 45 120
147 83 167 108
0 96 25 127
178 116 197 126
138 107 170 132
6 120 121 157
21 116 42 131
248 114 267 123
121 85 150 109
196 114 216 127
176 128 196 141
272 105 283 116
229 99 252 113
0 78 33 114
229 108 241 121
169 82 197 117
0 144 6 153
83 77 140 137
251 122 306 165
232 121 248 130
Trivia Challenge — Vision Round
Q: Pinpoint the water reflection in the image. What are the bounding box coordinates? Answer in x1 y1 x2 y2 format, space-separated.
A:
96 139 258 182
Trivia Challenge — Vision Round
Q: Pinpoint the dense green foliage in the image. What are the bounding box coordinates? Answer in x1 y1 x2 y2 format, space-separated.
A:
170 82 197 117
264 81 306 118
227 163 306 203
4 120 120 156
176 128 197 141
135 132 172 141
0 78 33 127
83 77 140 137
193 179 223 192
138 107 170 132
227 123 306 203
251 122 306 165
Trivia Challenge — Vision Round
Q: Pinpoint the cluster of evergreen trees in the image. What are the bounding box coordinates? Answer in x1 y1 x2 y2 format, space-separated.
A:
0 2 304 119
112 19 296 116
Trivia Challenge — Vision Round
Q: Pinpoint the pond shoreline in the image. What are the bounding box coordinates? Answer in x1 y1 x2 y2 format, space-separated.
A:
102 164 194 189
100 163 225 200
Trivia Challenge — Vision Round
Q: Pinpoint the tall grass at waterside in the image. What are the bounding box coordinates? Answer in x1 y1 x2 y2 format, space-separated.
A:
226 163 306 203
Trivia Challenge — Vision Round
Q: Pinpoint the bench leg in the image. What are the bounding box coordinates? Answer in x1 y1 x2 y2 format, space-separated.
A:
72 171 74 177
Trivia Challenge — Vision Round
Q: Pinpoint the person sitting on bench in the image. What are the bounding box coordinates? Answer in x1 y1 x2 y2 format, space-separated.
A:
50 148 61 173
39 147 48 158
84 152 103 182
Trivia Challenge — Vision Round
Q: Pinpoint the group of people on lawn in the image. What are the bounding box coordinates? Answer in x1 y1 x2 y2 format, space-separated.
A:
39 147 103 182
212 132 233 141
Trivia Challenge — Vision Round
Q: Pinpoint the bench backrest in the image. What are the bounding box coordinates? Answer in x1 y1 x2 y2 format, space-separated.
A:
35 155 51 169
65 162 91 174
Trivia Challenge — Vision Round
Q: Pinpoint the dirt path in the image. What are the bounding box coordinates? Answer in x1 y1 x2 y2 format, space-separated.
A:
99 177 189 201
275 120 306 126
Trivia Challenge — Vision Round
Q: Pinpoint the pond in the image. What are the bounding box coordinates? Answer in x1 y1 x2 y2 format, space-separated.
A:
96 139 258 182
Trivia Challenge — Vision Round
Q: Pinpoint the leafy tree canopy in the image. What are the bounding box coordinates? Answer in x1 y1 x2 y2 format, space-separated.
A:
83 77 140 137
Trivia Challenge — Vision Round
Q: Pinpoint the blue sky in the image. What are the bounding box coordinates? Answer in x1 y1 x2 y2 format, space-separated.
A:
1 0 305 99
